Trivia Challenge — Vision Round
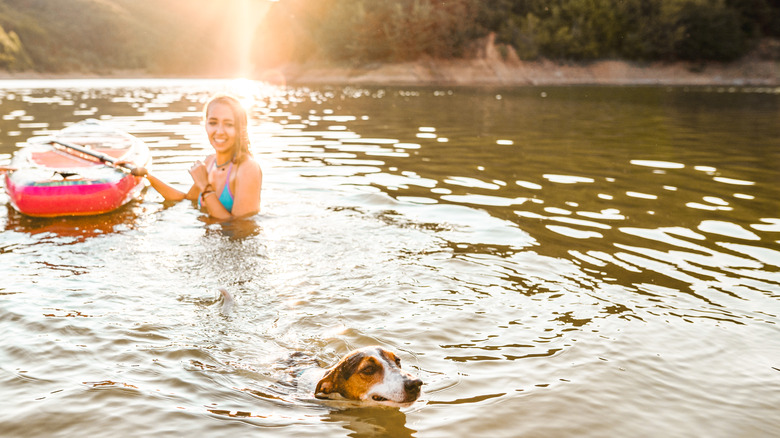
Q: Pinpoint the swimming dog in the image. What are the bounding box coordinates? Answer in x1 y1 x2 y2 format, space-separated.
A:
218 290 422 405
306 346 423 405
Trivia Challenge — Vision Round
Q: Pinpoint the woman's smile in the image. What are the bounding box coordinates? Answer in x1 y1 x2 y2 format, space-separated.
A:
206 102 237 156
126 93 262 220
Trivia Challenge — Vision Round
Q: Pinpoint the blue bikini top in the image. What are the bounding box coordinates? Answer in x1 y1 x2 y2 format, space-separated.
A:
199 159 234 212
216 161 235 212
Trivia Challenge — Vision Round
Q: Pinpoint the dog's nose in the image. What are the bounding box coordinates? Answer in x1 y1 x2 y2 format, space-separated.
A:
405 378 423 393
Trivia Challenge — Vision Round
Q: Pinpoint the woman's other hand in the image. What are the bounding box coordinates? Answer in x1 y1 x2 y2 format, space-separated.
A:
189 160 209 191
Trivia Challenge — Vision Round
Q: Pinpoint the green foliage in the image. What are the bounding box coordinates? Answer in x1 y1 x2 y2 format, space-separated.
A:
727 0 780 38
0 23 31 70
533 0 625 59
0 0 149 72
475 0 766 62
311 0 481 63
0 0 776 74
0 0 251 75
674 0 746 61
615 0 748 61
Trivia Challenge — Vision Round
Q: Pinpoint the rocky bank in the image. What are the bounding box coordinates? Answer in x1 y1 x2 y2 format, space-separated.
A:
277 35 779 87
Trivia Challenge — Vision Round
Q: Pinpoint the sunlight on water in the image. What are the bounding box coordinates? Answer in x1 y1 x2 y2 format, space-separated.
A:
0 80 778 437
630 159 685 169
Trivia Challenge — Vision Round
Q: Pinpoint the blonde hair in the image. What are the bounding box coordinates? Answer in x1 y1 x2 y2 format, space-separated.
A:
204 94 251 164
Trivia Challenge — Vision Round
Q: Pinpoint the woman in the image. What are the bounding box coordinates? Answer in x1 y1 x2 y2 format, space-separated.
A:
133 94 262 221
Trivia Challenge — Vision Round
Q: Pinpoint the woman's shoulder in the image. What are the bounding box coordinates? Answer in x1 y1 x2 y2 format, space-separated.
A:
235 157 262 186
237 156 262 174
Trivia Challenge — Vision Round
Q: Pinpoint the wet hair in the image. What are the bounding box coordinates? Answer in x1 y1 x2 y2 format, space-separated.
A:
204 93 251 164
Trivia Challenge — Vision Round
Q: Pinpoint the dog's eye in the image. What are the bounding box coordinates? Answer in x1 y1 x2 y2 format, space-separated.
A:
394 357 401 367
360 366 377 375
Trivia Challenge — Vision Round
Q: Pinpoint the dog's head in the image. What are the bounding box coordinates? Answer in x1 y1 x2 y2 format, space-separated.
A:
314 346 422 405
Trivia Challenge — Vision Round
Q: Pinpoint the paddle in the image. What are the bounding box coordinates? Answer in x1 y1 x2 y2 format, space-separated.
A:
51 139 142 175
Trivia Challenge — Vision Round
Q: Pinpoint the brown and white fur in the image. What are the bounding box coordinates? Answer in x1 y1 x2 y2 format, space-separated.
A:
299 346 423 406
217 291 422 405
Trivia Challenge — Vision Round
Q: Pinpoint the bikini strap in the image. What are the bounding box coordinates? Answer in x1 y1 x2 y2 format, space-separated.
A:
224 161 234 197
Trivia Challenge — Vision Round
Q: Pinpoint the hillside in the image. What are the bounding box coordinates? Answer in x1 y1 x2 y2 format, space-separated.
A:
0 0 778 85
279 36 780 87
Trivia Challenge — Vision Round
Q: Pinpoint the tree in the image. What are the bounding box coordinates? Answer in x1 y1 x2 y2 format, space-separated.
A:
0 24 31 70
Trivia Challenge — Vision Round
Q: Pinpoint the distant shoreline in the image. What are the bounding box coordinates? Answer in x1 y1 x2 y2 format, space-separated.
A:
2 58 778 88
278 58 780 87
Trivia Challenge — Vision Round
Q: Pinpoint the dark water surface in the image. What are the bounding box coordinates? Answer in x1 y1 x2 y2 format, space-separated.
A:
1 79 778 437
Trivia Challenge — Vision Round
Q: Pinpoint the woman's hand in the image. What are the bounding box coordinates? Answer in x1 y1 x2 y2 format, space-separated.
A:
189 160 209 191
122 162 187 202
115 160 147 177
130 166 148 177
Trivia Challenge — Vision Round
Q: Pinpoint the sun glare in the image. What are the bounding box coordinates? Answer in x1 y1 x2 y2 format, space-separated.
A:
226 78 284 114
235 0 274 79
229 78 261 108
236 0 253 78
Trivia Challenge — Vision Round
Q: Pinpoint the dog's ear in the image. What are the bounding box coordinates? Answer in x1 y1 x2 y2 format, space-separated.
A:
314 351 365 399
314 370 337 399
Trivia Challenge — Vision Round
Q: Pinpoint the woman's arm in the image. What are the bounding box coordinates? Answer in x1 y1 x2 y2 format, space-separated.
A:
133 167 193 201
201 159 262 221
199 159 262 221
198 186 232 221
229 159 262 218
187 158 259 221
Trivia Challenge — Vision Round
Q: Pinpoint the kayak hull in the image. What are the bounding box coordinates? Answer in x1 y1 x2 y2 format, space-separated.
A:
4 119 150 217
5 171 144 217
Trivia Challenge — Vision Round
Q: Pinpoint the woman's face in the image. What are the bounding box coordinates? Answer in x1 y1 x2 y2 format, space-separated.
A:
205 102 237 155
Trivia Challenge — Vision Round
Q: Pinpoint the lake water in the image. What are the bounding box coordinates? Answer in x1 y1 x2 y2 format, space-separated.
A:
0 79 778 437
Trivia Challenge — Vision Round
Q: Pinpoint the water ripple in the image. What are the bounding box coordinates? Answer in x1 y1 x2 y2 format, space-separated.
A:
1 81 779 437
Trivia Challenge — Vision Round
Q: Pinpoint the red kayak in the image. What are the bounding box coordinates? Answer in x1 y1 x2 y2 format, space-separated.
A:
4 119 151 217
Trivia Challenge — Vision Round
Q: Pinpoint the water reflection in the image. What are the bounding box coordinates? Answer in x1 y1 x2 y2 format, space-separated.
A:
2 202 148 241
6 80 774 308
1 80 779 437
325 407 416 438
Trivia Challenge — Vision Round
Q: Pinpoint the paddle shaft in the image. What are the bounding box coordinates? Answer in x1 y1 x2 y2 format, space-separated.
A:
52 139 139 174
